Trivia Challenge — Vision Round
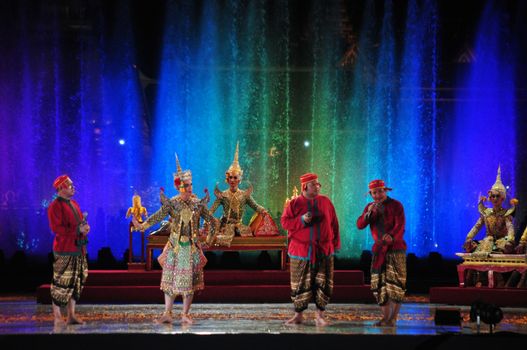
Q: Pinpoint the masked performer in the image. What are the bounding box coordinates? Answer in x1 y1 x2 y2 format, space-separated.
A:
357 179 406 327
47 175 90 327
209 142 271 246
133 155 217 324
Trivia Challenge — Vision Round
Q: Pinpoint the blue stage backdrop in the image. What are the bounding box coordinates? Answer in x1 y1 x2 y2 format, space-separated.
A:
0 0 526 263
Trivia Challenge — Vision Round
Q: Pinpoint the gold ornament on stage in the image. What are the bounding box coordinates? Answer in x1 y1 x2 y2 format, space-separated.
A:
284 186 299 209
126 194 148 227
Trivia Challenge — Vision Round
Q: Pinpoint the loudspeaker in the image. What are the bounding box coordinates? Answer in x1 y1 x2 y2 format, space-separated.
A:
434 307 462 326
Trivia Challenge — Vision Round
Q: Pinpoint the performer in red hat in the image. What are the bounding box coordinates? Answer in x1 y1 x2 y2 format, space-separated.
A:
356 179 406 327
281 172 340 326
47 175 90 327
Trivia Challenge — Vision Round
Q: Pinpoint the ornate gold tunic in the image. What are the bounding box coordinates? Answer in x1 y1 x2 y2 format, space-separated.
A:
209 187 265 246
142 194 217 297
465 201 515 256
144 194 216 249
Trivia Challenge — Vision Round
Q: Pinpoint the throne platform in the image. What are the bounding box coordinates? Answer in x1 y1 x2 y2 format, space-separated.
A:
429 252 527 307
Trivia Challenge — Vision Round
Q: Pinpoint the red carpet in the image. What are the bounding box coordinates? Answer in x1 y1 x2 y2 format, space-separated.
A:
36 269 375 304
429 287 527 307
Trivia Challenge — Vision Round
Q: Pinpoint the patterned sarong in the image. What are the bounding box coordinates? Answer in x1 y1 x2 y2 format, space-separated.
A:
289 255 334 312
50 255 88 307
370 250 406 305
160 241 207 297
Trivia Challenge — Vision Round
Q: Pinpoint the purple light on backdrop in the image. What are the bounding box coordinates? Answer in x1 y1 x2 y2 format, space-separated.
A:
0 1 145 261
436 0 518 254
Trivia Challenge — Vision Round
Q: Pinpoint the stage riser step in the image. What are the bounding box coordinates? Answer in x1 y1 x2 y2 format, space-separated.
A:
429 287 527 307
80 270 365 286
36 285 375 304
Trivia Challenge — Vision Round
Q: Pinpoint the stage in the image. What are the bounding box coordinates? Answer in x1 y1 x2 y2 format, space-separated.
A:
34 269 374 304
1 296 527 348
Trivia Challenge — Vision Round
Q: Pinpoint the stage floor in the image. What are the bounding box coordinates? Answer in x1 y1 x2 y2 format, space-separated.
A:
2 296 527 336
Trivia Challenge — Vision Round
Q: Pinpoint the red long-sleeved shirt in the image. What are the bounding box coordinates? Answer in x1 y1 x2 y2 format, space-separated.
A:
356 197 406 270
47 197 86 255
281 194 340 263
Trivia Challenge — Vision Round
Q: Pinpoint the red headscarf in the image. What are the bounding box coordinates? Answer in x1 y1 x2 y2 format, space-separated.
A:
368 179 392 192
300 173 318 190
53 175 72 190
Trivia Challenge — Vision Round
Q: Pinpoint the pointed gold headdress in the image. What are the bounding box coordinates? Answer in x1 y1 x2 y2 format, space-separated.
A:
173 153 192 191
489 165 506 199
225 142 243 181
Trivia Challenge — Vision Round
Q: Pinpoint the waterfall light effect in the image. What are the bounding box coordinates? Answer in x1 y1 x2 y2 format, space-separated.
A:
0 1 145 260
437 0 518 251
151 0 521 259
0 1 524 262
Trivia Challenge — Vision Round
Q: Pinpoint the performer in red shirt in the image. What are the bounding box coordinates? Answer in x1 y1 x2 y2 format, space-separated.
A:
357 179 406 327
47 175 90 327
281 173 340 326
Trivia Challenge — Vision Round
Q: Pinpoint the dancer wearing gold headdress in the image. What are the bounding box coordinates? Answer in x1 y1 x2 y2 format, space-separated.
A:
463 166 518 287
209 142 270 246
133 154 217 324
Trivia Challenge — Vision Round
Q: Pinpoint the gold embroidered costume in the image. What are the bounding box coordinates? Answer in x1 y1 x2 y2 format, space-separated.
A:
209 143 266 246
464 166 517 257
140 155 217 297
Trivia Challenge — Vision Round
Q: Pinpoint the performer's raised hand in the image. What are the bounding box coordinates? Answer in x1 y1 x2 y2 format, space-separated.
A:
367 203 378 214
303 211 312 224
79 223 90 235
365 203 378 221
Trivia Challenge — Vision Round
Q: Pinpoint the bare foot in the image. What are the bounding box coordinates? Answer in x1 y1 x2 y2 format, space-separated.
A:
385 319 396 327
315 316 329 327
54 317 66 327
155 313 174 324
66 315 85 325
181 314 194 325
374 319 389 327
285 313 304 325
